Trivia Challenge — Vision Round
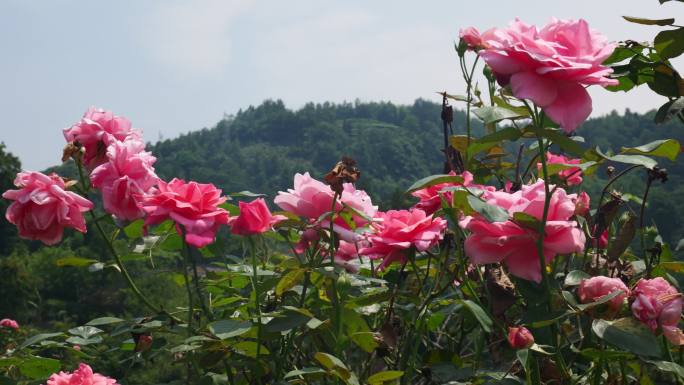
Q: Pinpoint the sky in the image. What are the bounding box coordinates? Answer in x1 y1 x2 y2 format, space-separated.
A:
0 0 680 170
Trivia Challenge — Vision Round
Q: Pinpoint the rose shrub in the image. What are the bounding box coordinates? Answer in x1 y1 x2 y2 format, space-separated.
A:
2 11 684 385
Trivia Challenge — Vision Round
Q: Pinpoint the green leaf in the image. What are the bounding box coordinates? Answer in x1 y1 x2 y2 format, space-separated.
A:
19 332 64 350
65 335 103 346
466 195 509 223
368 370 404 384
86 317 124 326
607 214 637 260
604 46 639 65
350 332 379 353
621 139 681 161
512 212 543 232
646 360 684 378
314 352 359 385
564 270 590 287
276 269 305 296
532 128 585 157
406 174 465 193
55 257 98 267
18 356 61 380
264 310 310 333
576 291 623 312
592 318 661 357
655 97 684 124
592 147 658 169
579 348 634 360
68 326 103 339
473 106 527 124
230 341 270 357
466 127 524 158
622 16 675 26
459 299 493 333
209 319 252 339
123 219 145 238
230 191 265 198
656 261 684 273
655 28 684 59
284 367 327 379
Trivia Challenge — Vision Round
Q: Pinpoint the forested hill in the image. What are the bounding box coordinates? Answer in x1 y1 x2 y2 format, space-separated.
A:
147 99 684 241
150 100 453 208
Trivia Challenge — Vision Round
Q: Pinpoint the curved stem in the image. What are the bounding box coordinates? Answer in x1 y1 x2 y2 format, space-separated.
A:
90 215 167 317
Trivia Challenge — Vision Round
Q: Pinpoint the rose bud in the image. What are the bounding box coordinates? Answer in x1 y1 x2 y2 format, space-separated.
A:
508 326 534 349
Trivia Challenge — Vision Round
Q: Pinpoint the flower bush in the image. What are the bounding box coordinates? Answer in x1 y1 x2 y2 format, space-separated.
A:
2 9 684 385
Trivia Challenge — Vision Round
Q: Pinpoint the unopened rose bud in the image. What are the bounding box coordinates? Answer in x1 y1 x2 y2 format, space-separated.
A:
508 326 534 349
134 334 153 352
302 228 320 242
73 345 81 351
574 192 590 217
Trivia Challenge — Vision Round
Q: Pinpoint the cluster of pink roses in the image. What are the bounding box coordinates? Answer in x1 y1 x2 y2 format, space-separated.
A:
578 276 684 345
3 107 288 248
459 179 585 282
275 173 447 269
44 363 119 385
460 18 618 132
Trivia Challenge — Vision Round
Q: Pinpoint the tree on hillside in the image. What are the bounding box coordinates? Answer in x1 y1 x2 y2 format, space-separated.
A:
0 143 21 255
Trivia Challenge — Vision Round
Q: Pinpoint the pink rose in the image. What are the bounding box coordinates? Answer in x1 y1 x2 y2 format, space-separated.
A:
90 140 158 221
411 171 495 215
360 209 447 269
45 363 119 385
142 178 230 248
574 192 591 217
0 318 19 330
459 179 585 282
334 240 368 272
507 326 534 349
229 198 286 236
539 152 583 186
471 18 617 132
3 172 93 245
63 107 141 170
578 276 630 311
459 27 484 50
274 173 377 241
632 277 684 345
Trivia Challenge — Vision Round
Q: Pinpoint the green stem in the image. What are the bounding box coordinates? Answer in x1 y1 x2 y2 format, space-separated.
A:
327 191 343 348
182 237 213 322
248 236 263 385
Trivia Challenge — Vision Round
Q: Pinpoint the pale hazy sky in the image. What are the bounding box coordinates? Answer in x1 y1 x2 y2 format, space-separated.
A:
1 0 680 170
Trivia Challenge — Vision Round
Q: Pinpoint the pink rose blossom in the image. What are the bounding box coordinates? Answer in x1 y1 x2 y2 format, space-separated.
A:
335 240 368 272
411 171 495 215
508 326 534 349
45 363 119 385
0 318 19 329
229 198 287 236
632 277 684 345
459 179 585 282
142 178 230 248
459 27 484 50
468 18 617 132
63 107 141 169
3 172 93 245
574 191 591 217
90 140 158 221
578 276 630 311
539 152 583 186
360 209 447 269
274 173 377 241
